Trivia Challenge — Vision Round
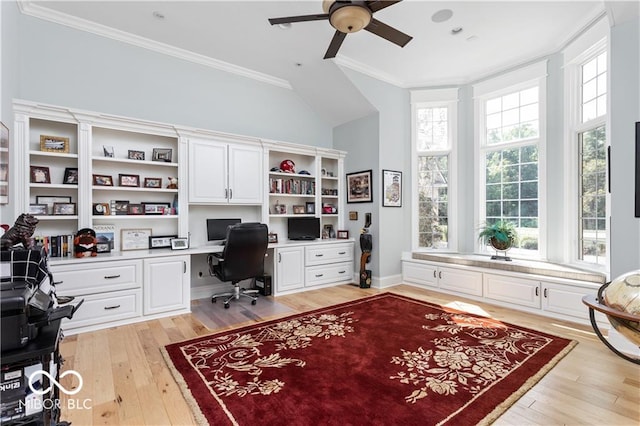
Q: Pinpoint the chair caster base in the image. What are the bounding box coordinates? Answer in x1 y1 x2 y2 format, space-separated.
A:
224 303 230 309
251 299 257 305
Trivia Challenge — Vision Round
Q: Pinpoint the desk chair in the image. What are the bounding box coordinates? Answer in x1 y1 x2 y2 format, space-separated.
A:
208 222 268 309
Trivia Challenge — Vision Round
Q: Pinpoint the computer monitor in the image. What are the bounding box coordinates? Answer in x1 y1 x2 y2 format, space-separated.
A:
206 218 241 243
288 217 320 240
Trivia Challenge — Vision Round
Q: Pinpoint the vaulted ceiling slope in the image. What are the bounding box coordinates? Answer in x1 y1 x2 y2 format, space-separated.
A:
23 1 636 126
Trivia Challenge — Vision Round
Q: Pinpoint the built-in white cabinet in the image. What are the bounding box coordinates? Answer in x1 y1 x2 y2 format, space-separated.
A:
402 257 603 326
275 246 305 292
143 255 190 315
188 138 262 204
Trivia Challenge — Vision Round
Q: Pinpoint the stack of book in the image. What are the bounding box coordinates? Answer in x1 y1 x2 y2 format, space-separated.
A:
34 235 74 257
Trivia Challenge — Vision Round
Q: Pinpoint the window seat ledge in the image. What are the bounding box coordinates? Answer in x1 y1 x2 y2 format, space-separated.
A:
410 252 606 284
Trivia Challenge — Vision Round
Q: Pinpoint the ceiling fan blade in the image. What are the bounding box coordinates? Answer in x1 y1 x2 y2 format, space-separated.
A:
364 18 412 47
324 31 347 59
268 14 329 25
366 1 402 13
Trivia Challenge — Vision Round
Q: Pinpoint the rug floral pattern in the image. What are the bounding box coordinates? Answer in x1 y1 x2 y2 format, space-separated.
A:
181 312 356 397
390 312 552 404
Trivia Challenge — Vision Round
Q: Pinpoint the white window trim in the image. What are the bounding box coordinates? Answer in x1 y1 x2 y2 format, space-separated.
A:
473 62 548 259
563 37 609 273
411 88 459 252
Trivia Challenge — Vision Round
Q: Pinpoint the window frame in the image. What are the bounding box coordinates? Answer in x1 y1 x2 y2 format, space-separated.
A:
563 38 609 272
410 89 458 252
473 62 548 259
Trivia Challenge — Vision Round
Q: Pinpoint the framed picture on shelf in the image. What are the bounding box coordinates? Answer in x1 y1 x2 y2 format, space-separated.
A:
305 202 315 214
142 202 170 215
94 224 116 253
152 148 172 162
63 167 78 185
92 202 110 216
128 150 145 160
29 204 48 215
337 230 349 239
273 203 287 215
346 169 372 203
30 166 51 184
268 233 278 244
170 238 189 250
93 174 113 186
114 200 129 215
36 195 71 214
119 174 140 187
103 145 115 158
39 135 69 153
382 169 402 207
323 224 335 239
52 202 76 215
149 235 177 249
121 228 152 251
128 204 144 215
292 205 305 214
144 177 162 188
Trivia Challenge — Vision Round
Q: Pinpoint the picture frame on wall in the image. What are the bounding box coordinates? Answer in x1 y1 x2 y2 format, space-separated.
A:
346 169 372 203
382 169 402 207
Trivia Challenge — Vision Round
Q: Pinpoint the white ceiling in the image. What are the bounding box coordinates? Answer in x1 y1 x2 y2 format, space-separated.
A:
23 1 627 126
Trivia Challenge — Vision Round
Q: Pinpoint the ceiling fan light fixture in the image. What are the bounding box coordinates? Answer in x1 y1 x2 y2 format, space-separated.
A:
329 5 372 33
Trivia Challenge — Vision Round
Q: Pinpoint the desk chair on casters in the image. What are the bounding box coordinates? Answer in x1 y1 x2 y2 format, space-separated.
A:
208 222 268 309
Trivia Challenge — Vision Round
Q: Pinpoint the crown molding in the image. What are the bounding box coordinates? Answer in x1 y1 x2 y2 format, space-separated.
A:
17 0 293 90
334 55 407 88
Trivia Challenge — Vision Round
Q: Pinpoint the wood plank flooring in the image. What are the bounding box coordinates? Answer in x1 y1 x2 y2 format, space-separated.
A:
58 284 640 425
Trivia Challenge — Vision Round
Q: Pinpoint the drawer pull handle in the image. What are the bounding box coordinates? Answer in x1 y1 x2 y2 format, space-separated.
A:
338 251 346 255
315 254 324 257
104 305 121 310
433 271 436 278
104 275 121 279
53 281 63 285
438 271 442 279
339 270 346 274
315 274 324 278
544 288 548 298
535 287 539 296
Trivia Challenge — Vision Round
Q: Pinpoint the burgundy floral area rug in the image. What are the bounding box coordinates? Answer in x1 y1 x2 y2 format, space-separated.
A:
162 293 576 425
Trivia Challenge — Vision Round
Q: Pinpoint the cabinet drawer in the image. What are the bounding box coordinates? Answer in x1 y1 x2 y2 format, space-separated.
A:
305 243 354 266
62 289 142 330
306 262 353 287
52 260 142 295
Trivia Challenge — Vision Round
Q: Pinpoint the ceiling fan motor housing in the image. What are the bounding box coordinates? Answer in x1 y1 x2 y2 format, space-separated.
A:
324 0 372 33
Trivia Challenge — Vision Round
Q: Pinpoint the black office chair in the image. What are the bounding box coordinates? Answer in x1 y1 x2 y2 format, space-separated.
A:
208 222 268 309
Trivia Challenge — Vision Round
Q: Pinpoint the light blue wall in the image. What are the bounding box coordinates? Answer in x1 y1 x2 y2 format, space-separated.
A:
334 113 379 278
609 18 640 277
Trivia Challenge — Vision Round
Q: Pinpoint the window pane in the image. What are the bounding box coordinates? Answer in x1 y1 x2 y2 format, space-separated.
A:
581 52 607 123
418 155 449 249
416 107 448 151
485 87 539 145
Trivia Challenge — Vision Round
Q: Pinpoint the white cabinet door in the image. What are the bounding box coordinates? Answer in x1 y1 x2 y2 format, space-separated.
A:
403 261 438 288
483 273 541 309
188 139 228 203
143 256 190 315
542 280 595 321
438 266 483 296
275 247 305 293
228 144 263 204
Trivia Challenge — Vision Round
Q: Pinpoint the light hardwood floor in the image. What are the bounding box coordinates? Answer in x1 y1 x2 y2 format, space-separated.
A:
58 284 640 425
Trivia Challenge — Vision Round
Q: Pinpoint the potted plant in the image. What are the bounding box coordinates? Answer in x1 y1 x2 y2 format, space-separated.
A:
478 220 518 256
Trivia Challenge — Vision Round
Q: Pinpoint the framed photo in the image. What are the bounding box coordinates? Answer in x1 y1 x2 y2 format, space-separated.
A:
337 230 349 239
349 211 358 221
268 233 278 244
142 202 170 215
128 203 144 215
36 195 72 214
29 204 48 215
94 224 116 253
119 174 140 187
121 228 152 251
63 167 78 185
128 150 145 160
52 202 76 215
114 200 129 215
149 235 177 249
93 174 113 186
30 166 51 184
382 169 402 207
92 202 110 216
152 148 173 163
40 135 69 153
293 205 305 214
144 177 162 188
273 203 287 215
305 202 315 214
346 169 372 203
170 238 189 250
103 145 115 157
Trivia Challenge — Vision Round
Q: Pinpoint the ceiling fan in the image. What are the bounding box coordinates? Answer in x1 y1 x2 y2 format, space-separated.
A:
268 0 413 59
